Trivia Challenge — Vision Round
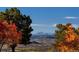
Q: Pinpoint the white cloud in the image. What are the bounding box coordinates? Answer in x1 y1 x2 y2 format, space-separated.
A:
52 24 57 27
31 24 79 28
31 24 42 27
72 24 79 28
31 24 51 27
31 24 58 28
65 16 78 19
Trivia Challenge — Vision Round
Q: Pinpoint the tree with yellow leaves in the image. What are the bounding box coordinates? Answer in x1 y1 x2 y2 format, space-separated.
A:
54 23 79 52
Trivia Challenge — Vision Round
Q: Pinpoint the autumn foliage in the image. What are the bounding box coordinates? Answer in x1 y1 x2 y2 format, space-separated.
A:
54 23 79 52
0 8 33 52
0 20 22 51
0 8 33 45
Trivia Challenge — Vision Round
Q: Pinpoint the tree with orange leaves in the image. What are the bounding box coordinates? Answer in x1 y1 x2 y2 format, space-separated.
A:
0 20 22 52
54 23 79 52
64 23 76 42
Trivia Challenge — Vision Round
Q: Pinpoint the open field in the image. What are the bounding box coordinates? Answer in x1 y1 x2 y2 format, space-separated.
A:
1 39 55 52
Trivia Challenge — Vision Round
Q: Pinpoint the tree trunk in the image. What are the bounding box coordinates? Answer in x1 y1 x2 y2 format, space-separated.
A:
0 43 4 52
10 43 17 52
11 47 15 52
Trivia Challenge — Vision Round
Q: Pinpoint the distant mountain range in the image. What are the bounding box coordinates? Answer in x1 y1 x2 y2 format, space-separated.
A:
33 32 53 35
31 32 55 39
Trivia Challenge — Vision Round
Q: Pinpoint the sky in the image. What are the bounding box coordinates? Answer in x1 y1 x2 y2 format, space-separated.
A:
0 7 79 34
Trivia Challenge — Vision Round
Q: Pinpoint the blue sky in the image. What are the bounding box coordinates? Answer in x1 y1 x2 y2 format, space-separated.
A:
0 7 79 34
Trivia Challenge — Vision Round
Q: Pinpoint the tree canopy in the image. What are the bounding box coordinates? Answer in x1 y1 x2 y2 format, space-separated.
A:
54 23 79 52
0 20 22 51
0 8 33 45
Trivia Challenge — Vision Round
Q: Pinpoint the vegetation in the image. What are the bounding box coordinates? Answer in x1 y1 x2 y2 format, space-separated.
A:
0 8 33 45
0 7 79 52
54 23 79 52
0 8 33 52
0 20 22 52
